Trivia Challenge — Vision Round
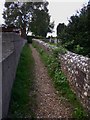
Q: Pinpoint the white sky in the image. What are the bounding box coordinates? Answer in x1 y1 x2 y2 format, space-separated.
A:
48 0 88 36
0 0 89 36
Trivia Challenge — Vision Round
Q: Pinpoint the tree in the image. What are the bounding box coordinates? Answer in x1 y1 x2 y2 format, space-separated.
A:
3 1 54 38
57 23 66 44
3 2 32 38
57 4 90 57
57 23 66 36
87 0 90 38
30 8 54 37
28 2 54 37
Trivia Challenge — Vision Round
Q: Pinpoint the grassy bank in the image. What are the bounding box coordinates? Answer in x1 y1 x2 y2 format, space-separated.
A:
32 42 88 119
8 44 36 118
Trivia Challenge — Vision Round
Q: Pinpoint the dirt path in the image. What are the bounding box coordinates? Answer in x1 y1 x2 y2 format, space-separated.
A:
30 45 72 118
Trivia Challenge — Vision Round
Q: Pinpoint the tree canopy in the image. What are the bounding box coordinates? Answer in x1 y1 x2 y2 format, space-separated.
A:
57 3 90 57
3 1 54 38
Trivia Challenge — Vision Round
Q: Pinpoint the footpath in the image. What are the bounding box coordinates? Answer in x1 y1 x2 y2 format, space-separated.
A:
30 45 72 118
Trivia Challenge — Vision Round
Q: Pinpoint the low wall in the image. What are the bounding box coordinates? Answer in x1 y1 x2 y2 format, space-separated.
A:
33 39 90 112
60 51 90 112
33 39 56 54
1 32 26 118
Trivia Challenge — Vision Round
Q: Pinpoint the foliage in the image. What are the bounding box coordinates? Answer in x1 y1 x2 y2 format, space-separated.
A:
3 1 54 38
57 23 66 37
8 44 36 118
32 42 88 119
57 4 90 57
52 46 67 56
30 7 54 37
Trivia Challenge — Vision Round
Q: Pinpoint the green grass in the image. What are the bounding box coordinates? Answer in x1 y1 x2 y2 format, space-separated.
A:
8 44 36 118
32 42 88 119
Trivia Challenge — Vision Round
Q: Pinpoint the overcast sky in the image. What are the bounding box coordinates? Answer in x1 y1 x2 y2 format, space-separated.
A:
0 0 89 36
48 0 88 36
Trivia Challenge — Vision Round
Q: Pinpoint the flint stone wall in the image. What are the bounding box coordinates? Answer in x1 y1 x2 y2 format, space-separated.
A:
33 39 90 112
1 32 26 118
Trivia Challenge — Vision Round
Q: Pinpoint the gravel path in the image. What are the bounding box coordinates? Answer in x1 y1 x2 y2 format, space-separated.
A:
30 45 72 118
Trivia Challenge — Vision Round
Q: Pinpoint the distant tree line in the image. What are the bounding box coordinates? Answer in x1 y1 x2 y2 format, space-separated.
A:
3 1 54 38
57 3 90 57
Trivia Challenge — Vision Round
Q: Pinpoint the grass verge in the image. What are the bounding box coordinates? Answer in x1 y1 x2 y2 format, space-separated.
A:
8 44 36 118
32 42 88 119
